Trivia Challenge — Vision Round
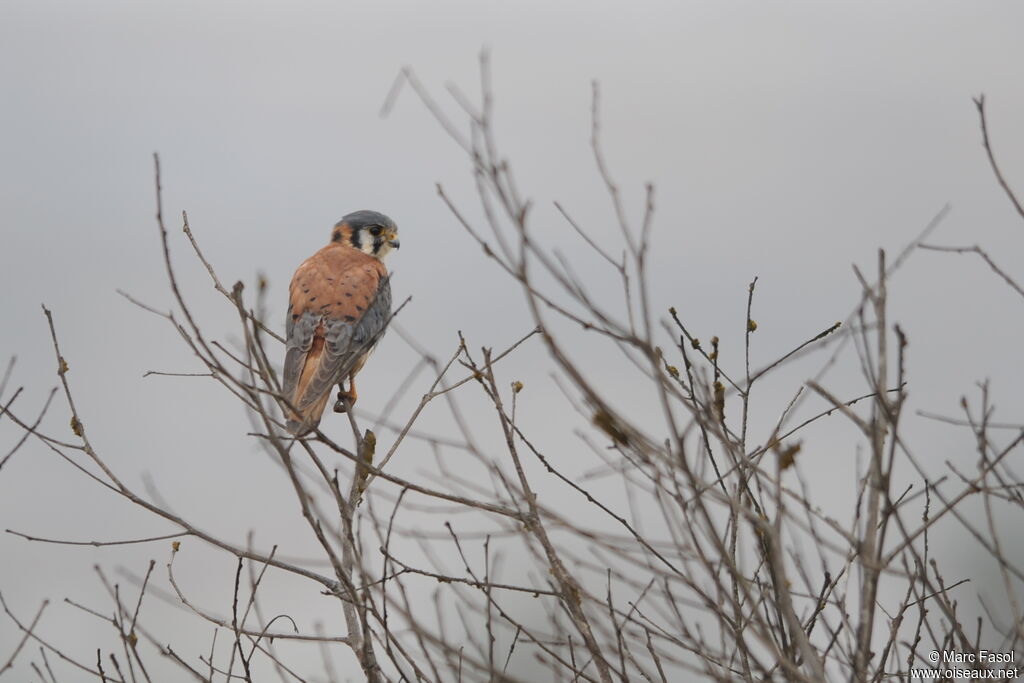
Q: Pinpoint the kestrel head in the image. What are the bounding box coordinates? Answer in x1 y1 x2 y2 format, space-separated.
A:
331 210 400 260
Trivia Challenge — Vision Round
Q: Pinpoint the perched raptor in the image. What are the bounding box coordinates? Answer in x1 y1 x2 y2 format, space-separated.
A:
283 210 399 435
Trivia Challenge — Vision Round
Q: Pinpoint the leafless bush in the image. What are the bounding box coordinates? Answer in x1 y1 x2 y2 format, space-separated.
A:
2 60 1023 682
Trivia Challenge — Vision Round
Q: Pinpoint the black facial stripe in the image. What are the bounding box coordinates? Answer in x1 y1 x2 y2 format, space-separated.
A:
373 236 383 252
350 227 362 249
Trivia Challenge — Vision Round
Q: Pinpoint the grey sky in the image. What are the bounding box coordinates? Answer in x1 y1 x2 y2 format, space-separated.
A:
3 0 1024 678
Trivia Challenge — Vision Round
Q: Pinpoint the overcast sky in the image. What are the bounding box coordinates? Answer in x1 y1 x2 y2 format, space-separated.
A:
3 1 1024 679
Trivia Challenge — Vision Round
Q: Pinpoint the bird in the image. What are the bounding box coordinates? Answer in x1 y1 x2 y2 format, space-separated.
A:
282 210 399 436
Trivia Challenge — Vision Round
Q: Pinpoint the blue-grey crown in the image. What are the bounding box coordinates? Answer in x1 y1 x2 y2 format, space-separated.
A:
339 210 396 230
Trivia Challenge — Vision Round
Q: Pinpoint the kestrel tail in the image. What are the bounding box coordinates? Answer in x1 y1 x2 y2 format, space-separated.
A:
282 210 400 436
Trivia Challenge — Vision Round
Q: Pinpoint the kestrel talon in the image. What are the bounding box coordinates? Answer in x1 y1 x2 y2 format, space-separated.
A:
283 210 399 435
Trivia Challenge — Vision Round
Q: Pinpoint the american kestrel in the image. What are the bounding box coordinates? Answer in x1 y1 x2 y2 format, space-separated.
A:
283 210 399 436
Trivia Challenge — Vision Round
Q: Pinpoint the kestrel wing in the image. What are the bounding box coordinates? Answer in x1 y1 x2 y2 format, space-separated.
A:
282 304 319 405
298 275 392 411
284 247 353 407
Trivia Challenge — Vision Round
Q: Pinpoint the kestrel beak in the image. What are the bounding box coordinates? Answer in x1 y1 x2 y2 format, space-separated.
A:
388 232 400 249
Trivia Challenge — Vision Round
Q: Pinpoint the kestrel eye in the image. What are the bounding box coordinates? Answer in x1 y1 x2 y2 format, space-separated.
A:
369 226 382 236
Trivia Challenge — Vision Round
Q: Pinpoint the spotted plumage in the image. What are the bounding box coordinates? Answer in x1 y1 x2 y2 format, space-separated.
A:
283 210 399 435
